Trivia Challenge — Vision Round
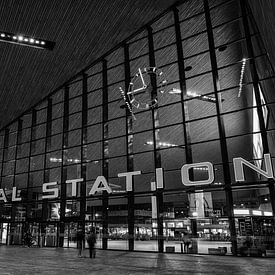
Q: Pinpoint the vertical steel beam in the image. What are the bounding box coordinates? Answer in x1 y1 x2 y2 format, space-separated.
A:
203 0 237 255
13 120 22 188
240 0 275 215
123 43 135 251
80 72 88 228
42 98 52 246
102 59 109 250
173 7 193 165
147 25 164 253
26 110 36 221
0 128 9 188
60 86 69 232
173 7 198 241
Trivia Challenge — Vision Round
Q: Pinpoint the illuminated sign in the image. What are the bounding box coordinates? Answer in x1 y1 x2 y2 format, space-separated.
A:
0 154 273 202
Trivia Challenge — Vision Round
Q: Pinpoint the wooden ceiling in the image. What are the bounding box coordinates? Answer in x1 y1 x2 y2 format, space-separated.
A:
0 0 178 129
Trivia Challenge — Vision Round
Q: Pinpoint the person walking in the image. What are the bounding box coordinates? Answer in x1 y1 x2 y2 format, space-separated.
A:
76 229 85 257
87 228 97 258
182 232 191 253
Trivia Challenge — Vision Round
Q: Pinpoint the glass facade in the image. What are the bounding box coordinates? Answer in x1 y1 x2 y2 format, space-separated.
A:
0 0 274 256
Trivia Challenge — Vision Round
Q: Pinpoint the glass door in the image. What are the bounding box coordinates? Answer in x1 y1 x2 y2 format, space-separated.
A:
64 222 78 248
44 224 58 247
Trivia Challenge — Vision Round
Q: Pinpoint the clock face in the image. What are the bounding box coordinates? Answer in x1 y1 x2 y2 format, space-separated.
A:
127 67 168 110
119 67 168 119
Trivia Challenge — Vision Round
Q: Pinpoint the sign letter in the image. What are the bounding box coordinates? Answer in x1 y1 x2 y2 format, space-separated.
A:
12 187 22 202
233 153 274 181
117 171 141 192
66 178 83 197
89 176 112 195
42 182 59 199
0 189 7 202
181 162 214 186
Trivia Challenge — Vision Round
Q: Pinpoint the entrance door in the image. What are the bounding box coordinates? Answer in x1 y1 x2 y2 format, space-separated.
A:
64 222 78 248
44 224 58 247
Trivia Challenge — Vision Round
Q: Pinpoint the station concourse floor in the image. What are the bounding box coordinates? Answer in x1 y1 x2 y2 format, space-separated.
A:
0 246 275 275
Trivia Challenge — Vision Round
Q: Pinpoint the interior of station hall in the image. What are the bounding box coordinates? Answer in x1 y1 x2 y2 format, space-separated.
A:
0 0 275 256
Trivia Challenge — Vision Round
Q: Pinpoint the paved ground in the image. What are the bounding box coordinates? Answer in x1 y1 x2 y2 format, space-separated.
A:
0 246 275 275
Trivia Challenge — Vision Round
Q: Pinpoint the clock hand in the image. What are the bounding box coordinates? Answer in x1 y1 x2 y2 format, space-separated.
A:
138 68 147 89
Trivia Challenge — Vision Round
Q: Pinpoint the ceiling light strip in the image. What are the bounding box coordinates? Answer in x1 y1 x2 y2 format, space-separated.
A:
0 31 55 50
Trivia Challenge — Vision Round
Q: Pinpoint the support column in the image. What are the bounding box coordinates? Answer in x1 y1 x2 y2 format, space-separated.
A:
102 59 109 250
123 43 135 251
60 86 69 245
80 72 88 228
147 25 164 253
204 0 237 255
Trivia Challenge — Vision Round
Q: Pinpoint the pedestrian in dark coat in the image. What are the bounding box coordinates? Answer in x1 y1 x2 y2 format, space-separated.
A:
87 228 97 258
76 229 85 257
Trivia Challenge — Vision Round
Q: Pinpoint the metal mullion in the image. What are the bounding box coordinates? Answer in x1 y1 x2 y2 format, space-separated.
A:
204 0 237 255
12 120 22 189
26 109 36 223
102 59 109 250
174 6 200 245
123 43 135 251
0 129 9 188
41 98 52 243
147 25 164 253
240 0 275 215
174 7 195 166
60 86 69 226
80 72 88 226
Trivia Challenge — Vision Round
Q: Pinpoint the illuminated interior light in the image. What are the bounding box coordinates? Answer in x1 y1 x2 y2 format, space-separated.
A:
119 87 136 120
168 88 182 94
252 210 262 216
192 212 198 217
238 58 247 97
264 198 268 201
264 211 273 216
0 31 55 50
144 141 154 146
50 157 62 163
145 140 183 148
234 209 250 215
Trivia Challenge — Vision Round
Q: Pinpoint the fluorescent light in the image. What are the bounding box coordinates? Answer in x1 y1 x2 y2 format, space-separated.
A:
252 210 262 216
234 209 250 215
145 140 183 148
0 31 55 50
238 58 247 97
264 211 273 216
187 91 217 103
168 88 181 94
